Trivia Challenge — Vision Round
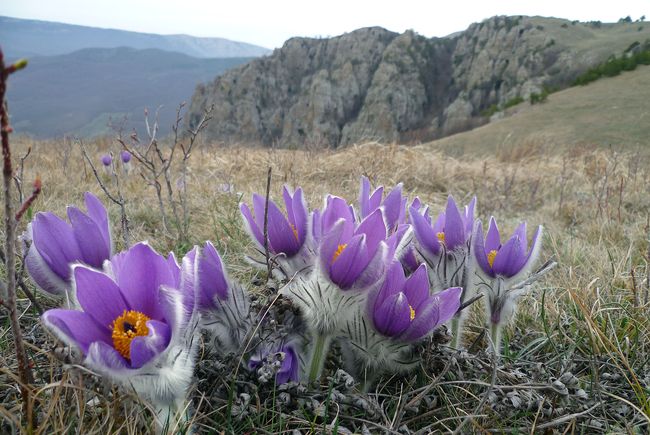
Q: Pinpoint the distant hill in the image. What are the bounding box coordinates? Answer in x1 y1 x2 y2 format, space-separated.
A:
186 16 650 147
0 15 271 60
426 64 650 154
6 47 252 137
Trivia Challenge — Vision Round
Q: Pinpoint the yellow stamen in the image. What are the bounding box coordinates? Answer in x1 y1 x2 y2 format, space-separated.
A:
331 243 347 263
436 232 445 243
487 249 498 268
290 223 299 241
409 305 416 322
111 310 150 360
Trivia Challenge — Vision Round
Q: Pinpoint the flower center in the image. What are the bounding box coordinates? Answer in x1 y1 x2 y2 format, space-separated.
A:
331 243 347 263
487 249 498 268
111 310 150 360
436 232 445 243
409 304 416 322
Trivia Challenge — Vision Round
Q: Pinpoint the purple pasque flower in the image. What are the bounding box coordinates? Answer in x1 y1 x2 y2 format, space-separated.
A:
24 192 113 295
248 342 300 384
473 217 542 281
283 196 390 337
370 262 461 341
410 195 476 256
42 242 198 406
120 150 132 163
240 186 310 277
319 205 388 291
189 241 252 352
101 154 112 166
359 176 406 232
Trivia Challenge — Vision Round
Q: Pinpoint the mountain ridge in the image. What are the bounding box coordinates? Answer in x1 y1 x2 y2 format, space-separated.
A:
186 15 650 147
0 15 271 59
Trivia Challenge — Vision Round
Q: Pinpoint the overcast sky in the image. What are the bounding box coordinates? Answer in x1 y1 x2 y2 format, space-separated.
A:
2 0 649 49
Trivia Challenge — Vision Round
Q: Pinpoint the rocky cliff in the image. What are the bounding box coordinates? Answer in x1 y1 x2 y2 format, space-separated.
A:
187 16 650 147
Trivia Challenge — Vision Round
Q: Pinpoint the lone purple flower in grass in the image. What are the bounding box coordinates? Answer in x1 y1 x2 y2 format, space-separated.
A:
473 217 545 354
240 186 310 277
42 242 199 424
120 150 132 173
24 192 112 295
101 154 112 167
371 262 461 341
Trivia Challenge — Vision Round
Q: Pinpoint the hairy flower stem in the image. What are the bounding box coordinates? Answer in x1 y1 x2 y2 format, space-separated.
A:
0 49 34 429
308 333 331 384
489 322 502 357
450 316 464 349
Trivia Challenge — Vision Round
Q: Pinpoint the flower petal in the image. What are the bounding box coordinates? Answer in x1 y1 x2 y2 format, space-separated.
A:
382 183 404 230
67 206 110 268
321 196 354 237
492 235 526 278
24 233 70 295
83 192 112 253
197 241 230 308
240 202 264 247
443 196 465 251
129 320 171 368
403 263 430 311
409 206 439 257
32 212 81 280
86 341 128 372
329 234 368 289
112 243 175 321
472 220 494 277
355 208 387 254
289 187 308 244
266 199 301 256
374 292 411 336
74 266 129 328
42 308 111 353
485 217 501 252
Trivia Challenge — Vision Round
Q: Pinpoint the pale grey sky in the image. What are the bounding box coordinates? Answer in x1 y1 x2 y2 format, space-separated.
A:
2 0 649 49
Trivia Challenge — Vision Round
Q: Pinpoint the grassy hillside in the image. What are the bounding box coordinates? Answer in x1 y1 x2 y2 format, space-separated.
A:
6 47 252 137
428 64 650 155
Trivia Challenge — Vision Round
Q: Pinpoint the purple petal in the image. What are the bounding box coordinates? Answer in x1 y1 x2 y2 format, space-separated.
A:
402 286 461 341
352 241 387 290
375 262 406 304
403 264 430 311
318 219 346 270
525 225 543 264
492 236 527 278
266 200 301 256
25 237 70 295
167 252 181 288
409 206 440 257
74 266 129 328
252 193 267 231
355 208 387 254
86 341 128 371
42 308 111 353
443 196 465 251
288 187 308 244
464 197 477 235
514 222 528 253
83 192 111 252
374 292 411 336
433 286 462 325
472 221 494 277
112 243 175 321
32 212 81 280
129 320 171 368
321 196 354 237
485 217 501 252
329 234 368 290
359 176 371 218
240 202 264 247
179 247 197 313
277 345 300 384
198 241 230 309
67 207 110 268
382 183 403 230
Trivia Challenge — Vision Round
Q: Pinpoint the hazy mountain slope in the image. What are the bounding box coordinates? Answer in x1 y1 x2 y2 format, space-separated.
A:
187 16 650 147
0 16 271 59
7 47 252 137
426 65 650 155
